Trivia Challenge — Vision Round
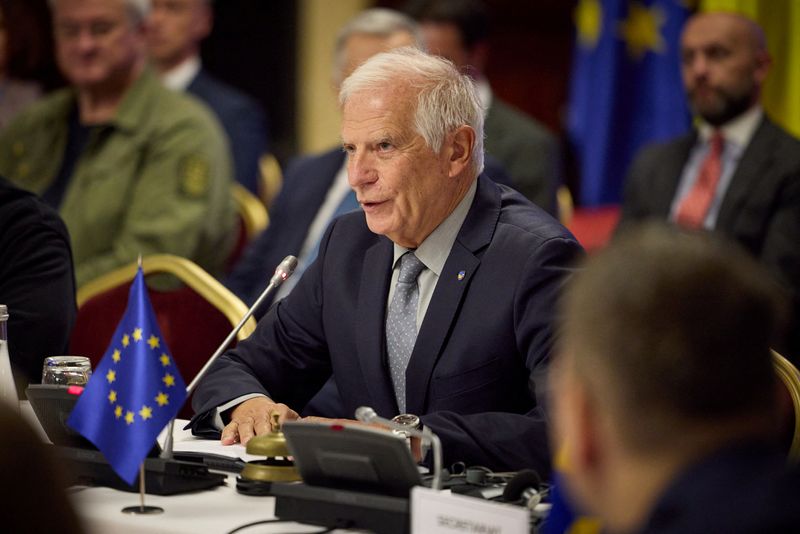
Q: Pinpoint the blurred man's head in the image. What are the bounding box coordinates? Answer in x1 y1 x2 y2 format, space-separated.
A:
552 224 785 532
146 0 212 72
333 8 423 89
50 0 147 92
404 0 489 78
680 12 770 126
339 47 483 248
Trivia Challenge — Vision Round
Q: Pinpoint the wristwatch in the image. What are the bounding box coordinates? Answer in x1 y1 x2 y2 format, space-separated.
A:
391 413 421 439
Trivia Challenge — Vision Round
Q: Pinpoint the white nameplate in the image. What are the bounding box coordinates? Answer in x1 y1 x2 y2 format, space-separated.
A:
411 486 529 534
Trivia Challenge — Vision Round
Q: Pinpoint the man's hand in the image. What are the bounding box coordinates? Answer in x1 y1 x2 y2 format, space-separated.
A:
220 397 298 446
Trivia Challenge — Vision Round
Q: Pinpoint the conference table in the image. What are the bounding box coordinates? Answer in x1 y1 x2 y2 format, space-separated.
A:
23 402 354 534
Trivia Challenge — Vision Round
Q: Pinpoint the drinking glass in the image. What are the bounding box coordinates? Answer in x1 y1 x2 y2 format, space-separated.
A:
41 356 92 386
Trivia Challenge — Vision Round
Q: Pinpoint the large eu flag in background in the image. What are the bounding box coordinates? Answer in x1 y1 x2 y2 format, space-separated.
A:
68 268 187 485
568 0 691 206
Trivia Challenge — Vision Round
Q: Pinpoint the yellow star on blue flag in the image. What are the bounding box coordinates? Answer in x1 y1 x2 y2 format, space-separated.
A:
568 0 691 206
68 266 187 485
618 2 667 59
575 0 603 48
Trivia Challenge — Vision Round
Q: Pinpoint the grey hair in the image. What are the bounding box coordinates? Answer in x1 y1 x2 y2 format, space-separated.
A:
333 8 424 87
340 46 485 176
49 0 151 25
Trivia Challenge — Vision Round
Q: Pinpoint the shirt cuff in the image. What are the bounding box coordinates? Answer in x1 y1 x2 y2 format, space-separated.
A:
211 393 268 430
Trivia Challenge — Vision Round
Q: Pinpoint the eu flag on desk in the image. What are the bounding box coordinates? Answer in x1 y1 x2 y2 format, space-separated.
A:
68 267 186 485
567 0 691 206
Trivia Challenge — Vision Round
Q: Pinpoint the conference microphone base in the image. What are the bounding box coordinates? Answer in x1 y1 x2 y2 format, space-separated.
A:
272 482 409 534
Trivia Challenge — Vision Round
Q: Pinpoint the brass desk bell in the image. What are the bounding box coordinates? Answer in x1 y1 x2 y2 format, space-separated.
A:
236 413 300 495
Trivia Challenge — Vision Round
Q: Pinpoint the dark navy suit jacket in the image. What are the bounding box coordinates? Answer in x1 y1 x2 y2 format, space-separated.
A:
635 442 800 534
194 175 582 474
226 148 345 309
226 148 514 313
187 69 268 194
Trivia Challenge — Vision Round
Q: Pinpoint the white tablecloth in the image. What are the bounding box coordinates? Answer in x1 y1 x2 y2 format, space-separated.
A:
22 402 349 534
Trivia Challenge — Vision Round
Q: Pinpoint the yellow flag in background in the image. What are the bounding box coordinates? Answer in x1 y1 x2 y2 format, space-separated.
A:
700 0 800 138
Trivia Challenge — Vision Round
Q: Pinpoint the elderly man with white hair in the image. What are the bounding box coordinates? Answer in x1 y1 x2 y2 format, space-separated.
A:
190 47 581 474
0 0 235 285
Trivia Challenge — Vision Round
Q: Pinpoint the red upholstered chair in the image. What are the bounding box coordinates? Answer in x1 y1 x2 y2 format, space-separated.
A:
258 152 283 209
557 185 621 254
70 254 257 419
226 183 269 273
567 206 621 254
773 350 800 462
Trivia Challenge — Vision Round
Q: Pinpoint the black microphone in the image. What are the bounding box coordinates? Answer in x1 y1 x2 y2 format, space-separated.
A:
161 255 297 458
269 255 299 287
185 255 297 395
502 469 542 509
355 405 444 491
354 406 391 427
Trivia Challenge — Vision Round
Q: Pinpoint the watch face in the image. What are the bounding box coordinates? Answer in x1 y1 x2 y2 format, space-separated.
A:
392 413 421 429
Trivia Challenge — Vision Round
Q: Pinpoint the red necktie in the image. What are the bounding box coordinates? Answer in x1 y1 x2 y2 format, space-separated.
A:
675 131 725 229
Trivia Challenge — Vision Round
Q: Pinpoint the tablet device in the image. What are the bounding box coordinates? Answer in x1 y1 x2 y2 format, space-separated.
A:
26 384 160 456
26 384 93 448
281 421 423 498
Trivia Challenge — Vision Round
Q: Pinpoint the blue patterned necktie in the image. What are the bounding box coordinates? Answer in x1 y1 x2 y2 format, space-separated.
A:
386 252 426 413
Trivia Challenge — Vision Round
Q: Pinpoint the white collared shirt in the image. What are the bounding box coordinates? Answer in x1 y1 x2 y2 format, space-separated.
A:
159 55 201 91
475 77 493 117
388 179 478 328
670 106 763 229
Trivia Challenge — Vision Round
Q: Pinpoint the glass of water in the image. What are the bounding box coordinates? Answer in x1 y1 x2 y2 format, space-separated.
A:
42 356 92 386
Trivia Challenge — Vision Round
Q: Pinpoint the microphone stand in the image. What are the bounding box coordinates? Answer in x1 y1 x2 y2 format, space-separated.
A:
160 256 298 459
421 428 443 491
355 406 444 491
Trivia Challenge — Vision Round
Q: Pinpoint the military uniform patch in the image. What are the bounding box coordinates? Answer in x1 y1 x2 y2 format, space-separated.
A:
179 155 210 197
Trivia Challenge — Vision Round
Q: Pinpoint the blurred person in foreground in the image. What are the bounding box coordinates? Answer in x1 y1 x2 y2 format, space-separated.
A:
191 47 582 474
0 0 234 286
146 0 268 195
551 224 800 534
619 12 800 363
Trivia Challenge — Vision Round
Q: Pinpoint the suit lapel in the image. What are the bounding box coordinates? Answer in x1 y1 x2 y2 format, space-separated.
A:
654 133 697 217
715 118 774 231
355 238 396 414
404 176 500 415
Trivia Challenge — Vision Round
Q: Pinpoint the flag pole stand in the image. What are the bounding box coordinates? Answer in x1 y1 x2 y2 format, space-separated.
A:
122 463 164 515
